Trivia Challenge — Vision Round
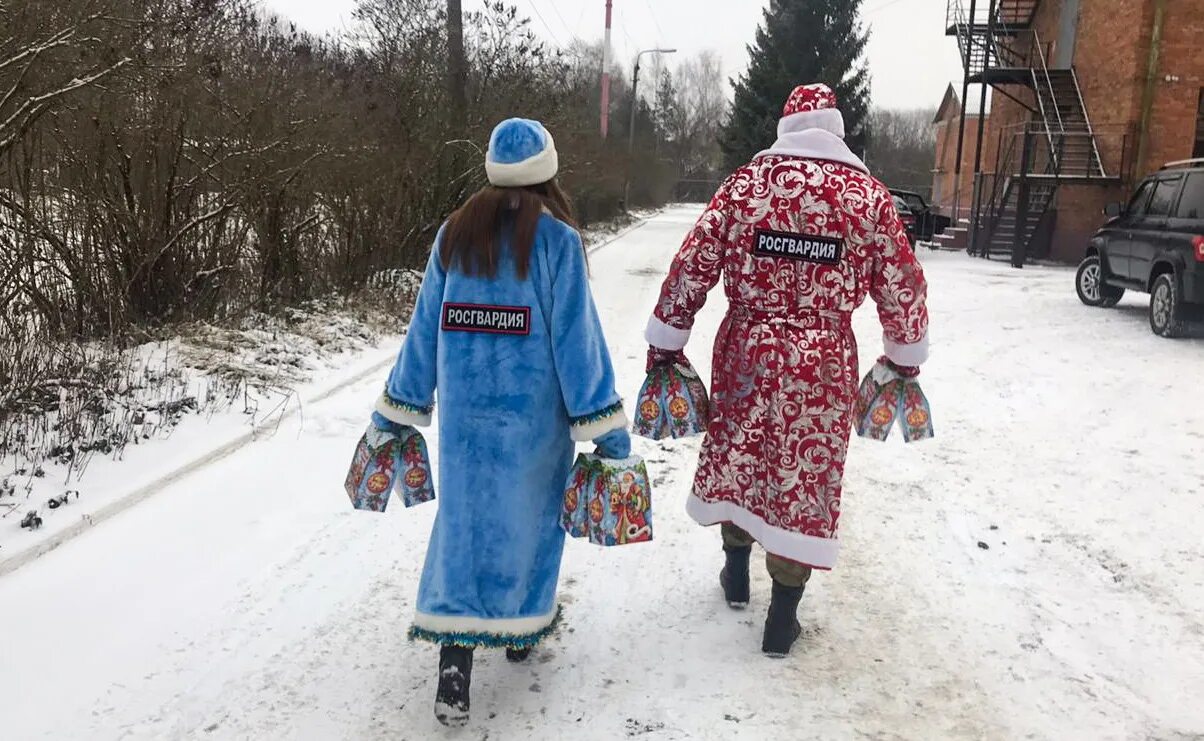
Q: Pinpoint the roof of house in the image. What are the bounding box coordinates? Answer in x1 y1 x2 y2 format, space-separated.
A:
933 83 993 124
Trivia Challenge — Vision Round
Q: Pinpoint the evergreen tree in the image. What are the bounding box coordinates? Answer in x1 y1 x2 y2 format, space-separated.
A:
720 0 871 170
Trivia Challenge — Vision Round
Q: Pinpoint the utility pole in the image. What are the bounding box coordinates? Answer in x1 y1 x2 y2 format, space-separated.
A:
952 0 978 229
624 48 676 206
601 0 613 138
1136 0 1166 176
969 0 996 258
447 0 467 124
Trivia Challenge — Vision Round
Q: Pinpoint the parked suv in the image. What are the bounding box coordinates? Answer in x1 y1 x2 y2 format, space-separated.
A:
890 189 951 242
1075 159 1204 337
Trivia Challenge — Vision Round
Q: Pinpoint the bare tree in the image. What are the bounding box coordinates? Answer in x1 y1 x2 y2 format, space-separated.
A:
0 0 133 156
865 107 938 195
448 0 467 121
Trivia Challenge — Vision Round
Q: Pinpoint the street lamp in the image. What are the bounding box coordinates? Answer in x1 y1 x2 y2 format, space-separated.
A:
625 47 677 208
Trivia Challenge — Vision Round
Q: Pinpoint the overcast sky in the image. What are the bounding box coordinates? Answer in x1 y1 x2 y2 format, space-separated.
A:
260 0 963 110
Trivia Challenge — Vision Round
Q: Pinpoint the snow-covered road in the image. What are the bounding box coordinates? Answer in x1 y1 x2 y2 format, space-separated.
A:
2 205 1203 741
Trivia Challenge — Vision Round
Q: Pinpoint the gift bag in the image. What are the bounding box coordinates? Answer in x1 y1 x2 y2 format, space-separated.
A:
633 359 710 440
345 424 436 512
561 454 653 546
560 456 596 538
854 359 934 443
632 366 671 440
397 430 437 506
899 380 934 443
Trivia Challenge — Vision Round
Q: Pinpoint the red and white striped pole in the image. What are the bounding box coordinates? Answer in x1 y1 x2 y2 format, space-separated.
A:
600 0 613 138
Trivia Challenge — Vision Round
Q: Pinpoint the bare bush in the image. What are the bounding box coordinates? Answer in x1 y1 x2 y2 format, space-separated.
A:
0 1 698 494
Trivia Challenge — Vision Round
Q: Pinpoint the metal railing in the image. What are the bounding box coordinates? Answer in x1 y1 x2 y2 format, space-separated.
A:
946 0 1043 77
1071 67 1107 178
1029 28 1064 170
970 123 1135 256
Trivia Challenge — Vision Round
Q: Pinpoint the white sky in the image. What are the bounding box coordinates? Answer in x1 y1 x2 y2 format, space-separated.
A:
260 0 964 110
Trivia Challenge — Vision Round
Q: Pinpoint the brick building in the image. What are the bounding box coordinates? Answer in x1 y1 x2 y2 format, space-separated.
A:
931 85 996 225
936 0 1204 264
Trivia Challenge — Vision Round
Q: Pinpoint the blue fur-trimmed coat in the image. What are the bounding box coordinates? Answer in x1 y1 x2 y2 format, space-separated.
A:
374 214 627 648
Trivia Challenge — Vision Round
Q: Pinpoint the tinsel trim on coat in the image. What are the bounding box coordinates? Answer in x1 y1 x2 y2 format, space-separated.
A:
374 392 433 427
408 608 563 650
569 401 628 442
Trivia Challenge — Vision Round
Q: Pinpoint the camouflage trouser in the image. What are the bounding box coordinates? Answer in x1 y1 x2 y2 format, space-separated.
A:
722 523 813 589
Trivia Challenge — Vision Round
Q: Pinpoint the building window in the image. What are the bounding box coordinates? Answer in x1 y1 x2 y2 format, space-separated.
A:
1195 89 1204 158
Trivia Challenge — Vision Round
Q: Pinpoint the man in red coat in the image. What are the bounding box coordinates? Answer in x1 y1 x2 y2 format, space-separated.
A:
645 83 929 657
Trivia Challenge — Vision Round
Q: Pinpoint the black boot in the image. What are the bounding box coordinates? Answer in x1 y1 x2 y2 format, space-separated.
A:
761 580 806 658
505 647 532 663
719 544 752 608
435 645 474 727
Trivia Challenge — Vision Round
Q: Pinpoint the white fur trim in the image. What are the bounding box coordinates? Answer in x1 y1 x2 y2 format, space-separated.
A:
570 409 629 442
486 135 560 187
883 334 930 366
687 496 840 569
644 315 690 351
374 395 432 427
756 129 868 173
413 608 558 636
777 107 846 139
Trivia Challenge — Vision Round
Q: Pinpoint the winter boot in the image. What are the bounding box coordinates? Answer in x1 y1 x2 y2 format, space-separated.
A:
761 580 806 658
505 647 532 663
435 645 474 727
719 544 752 609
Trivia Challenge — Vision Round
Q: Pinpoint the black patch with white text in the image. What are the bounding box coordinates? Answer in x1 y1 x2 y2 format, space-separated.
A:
441 303 531 335
753 229 844 265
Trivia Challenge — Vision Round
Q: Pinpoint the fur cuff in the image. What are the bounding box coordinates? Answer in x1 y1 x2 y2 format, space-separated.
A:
883 334 929 367
374 393 433 427
645 315 690 351
570 402 628 442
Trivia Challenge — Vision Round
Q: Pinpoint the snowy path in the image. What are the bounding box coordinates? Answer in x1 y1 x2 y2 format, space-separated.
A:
2 205 1203 741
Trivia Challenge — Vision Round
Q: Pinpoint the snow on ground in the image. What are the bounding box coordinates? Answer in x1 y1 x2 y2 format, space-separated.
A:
0 308 407 571
1 205 1202 741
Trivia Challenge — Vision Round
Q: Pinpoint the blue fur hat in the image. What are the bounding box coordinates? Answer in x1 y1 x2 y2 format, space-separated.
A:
486 118 559 187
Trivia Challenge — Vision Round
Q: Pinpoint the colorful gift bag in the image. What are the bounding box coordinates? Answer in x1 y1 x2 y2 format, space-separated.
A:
345 424 436 512
633 366 671 440
854 360 934 443
632 359 710 440
561 457 594 539
561 454 653 546
899 380 934 443
397 430 437 507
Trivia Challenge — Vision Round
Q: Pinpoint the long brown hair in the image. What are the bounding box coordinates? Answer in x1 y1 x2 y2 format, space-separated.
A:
440 180 579 280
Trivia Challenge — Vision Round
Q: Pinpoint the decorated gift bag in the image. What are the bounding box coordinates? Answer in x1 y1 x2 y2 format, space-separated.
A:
854 358 934 443
561 454 653 546
632 358 710 440
345 424 436 512
560 457 594 539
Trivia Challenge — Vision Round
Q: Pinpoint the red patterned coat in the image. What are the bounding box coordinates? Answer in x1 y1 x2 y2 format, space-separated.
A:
645 129 929 570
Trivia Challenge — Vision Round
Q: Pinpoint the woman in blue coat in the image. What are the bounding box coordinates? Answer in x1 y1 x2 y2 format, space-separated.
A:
370 118 630 726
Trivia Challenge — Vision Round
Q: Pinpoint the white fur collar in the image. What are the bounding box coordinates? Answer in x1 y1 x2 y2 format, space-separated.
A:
755 129 869 173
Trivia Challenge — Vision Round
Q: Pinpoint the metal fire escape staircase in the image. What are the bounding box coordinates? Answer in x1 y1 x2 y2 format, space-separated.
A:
946 0 1114 262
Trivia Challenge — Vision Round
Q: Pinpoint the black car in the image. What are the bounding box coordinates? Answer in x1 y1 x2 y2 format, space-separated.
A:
890 189 951 242
892 194 917 247
1075 158 1204 337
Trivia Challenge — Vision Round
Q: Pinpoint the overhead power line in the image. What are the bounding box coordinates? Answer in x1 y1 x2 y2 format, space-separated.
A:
643 0 666 41
865 0 909 15
544 0 574 37
524 0 562 45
